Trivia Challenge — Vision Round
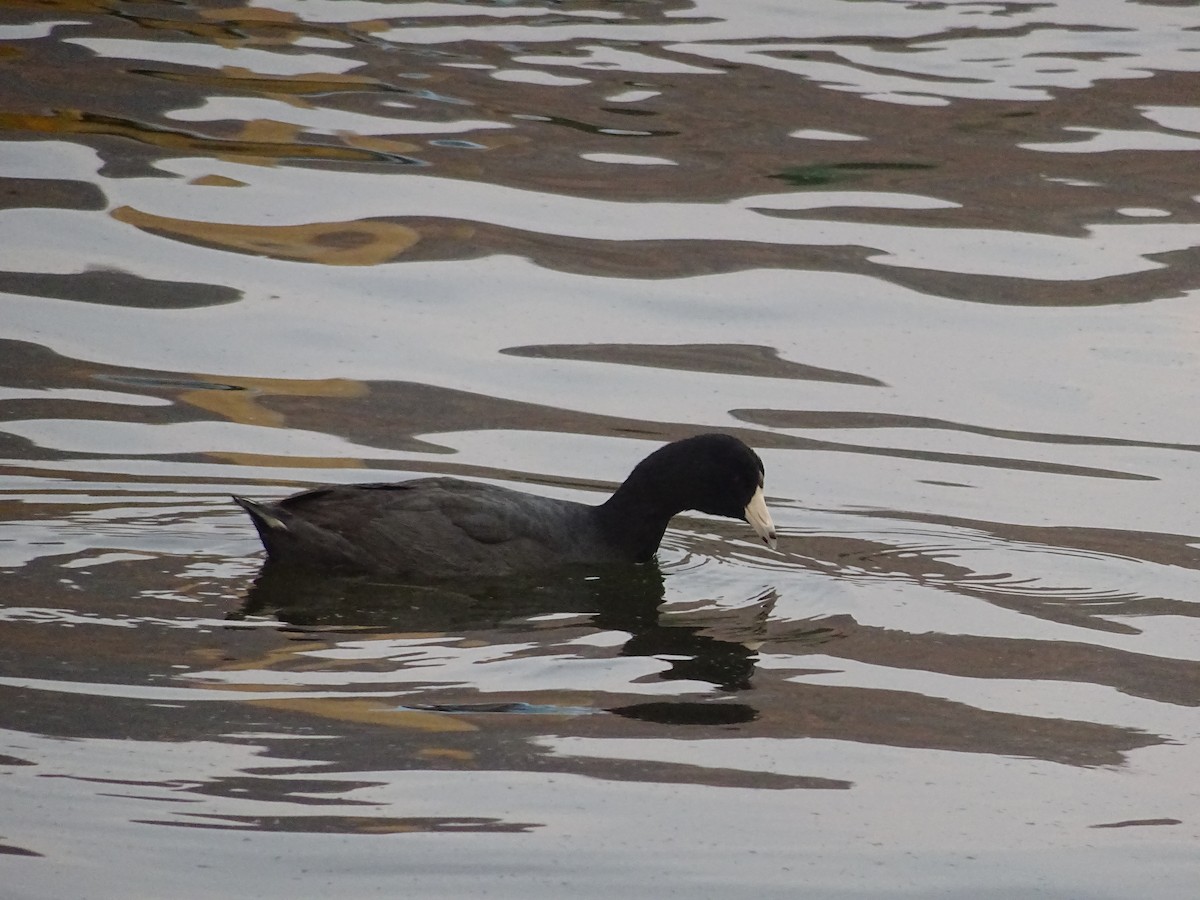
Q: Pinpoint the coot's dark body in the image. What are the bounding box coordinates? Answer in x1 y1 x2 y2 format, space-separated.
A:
234 433 775 579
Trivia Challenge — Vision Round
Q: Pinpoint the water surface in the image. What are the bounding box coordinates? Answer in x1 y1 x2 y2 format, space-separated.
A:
2 1 1200 897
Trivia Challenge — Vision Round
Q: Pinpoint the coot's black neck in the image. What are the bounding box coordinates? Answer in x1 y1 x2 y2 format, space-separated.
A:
593 456 689 562
588 434 763 563
593 494 676 563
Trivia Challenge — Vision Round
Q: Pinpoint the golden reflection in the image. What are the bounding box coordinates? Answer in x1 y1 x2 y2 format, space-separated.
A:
175 373 371 466
417 748 476 762
195 5 391 42
177 374 368 468
189 633 479 732
234 117 304 145
111 205 422 264
0 109 405 164
211 641 334 675
107 3 388 49
198 5 297 26
188 174 248 187
191 634 476 731
338 132 421 155
246 697 479 732
148 67 389 97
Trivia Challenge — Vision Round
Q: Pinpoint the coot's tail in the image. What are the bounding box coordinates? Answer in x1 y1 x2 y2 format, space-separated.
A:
232 495 369 572
233 495 287 534
232 496 294 562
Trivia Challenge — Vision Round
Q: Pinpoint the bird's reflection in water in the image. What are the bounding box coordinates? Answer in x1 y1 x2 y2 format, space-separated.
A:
234 560 668 631
232 564 812 693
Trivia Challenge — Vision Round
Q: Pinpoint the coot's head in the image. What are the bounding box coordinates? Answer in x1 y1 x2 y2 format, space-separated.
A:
630 433 777 549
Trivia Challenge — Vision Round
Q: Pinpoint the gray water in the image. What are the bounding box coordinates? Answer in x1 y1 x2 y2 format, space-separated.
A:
2 1 1199 896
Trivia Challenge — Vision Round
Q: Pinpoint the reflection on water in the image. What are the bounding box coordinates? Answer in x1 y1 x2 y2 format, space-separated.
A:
3 0 1200 897
234 563 788 690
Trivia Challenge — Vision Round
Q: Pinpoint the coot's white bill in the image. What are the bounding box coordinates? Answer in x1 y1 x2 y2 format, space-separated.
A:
745 485 777 550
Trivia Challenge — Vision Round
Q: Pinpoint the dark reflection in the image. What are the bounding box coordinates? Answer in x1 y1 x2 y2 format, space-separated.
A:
139 69 402 99
9 340 1092 486
734 407 1200 454
601 107 658 117
400 700 758 726
769 160 937 187
185 774 382 806
235 561 667 630
139 813 539 834
1090 818 1182 829
235 379 1154 483
407 702 602 715
235 562 768 691
97 374 246 392
519 113 677 138
502 342 886 386
610 701 757 726
0 842 43 858
0 268 241 309
405 700 759 726
0 176 105 212
743 666 1159 768
610 599 762 691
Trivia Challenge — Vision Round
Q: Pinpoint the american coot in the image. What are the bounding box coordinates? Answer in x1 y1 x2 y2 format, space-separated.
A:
233 432 776 579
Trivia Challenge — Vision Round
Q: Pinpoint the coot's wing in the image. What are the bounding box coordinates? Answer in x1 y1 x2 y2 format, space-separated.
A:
259 478 599 577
